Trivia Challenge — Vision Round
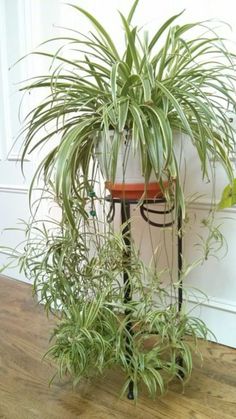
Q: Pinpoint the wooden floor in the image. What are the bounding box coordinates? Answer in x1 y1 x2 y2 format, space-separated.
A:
0 277 236 419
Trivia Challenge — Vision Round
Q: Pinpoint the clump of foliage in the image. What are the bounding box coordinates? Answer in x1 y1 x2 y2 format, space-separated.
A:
19 0 236 223
10 189 212 399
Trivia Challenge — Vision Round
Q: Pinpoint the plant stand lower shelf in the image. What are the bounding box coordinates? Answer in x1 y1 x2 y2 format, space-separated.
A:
105 196 183 400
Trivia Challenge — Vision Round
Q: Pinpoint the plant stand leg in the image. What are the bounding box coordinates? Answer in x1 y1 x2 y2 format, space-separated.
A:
121 200 134 400
178 208 183 312
177 208 184 378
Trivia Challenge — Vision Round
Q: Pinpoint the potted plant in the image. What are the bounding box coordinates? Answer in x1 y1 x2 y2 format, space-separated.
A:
6 0 236 399
20 0 236 223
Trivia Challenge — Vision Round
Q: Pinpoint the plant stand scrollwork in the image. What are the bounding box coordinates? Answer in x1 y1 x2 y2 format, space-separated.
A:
105 196 183 400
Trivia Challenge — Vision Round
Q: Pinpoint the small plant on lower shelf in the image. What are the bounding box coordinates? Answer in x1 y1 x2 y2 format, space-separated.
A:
5 188 213 399
46 298 212 399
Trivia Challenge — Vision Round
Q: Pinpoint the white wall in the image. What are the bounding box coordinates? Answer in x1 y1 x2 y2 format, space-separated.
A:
0 0 60 281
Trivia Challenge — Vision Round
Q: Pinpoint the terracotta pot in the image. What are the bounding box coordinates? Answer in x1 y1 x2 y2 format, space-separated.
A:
105 181 170 200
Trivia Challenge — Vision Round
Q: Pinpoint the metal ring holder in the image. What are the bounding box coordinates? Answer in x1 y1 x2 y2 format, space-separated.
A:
105 196 183 400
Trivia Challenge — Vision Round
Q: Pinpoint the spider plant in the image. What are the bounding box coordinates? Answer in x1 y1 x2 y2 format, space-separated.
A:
46 297 212 399
20 0 236 225
11 190 213 399
4 0 235 400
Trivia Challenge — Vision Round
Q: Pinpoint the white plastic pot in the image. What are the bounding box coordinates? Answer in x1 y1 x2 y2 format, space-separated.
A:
95 130 156 184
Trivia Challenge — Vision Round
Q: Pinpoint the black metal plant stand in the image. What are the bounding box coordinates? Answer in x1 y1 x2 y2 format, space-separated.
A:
105 196 183 400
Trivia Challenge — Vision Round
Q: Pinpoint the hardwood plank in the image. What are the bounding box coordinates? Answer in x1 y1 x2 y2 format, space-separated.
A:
0 275 236 418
